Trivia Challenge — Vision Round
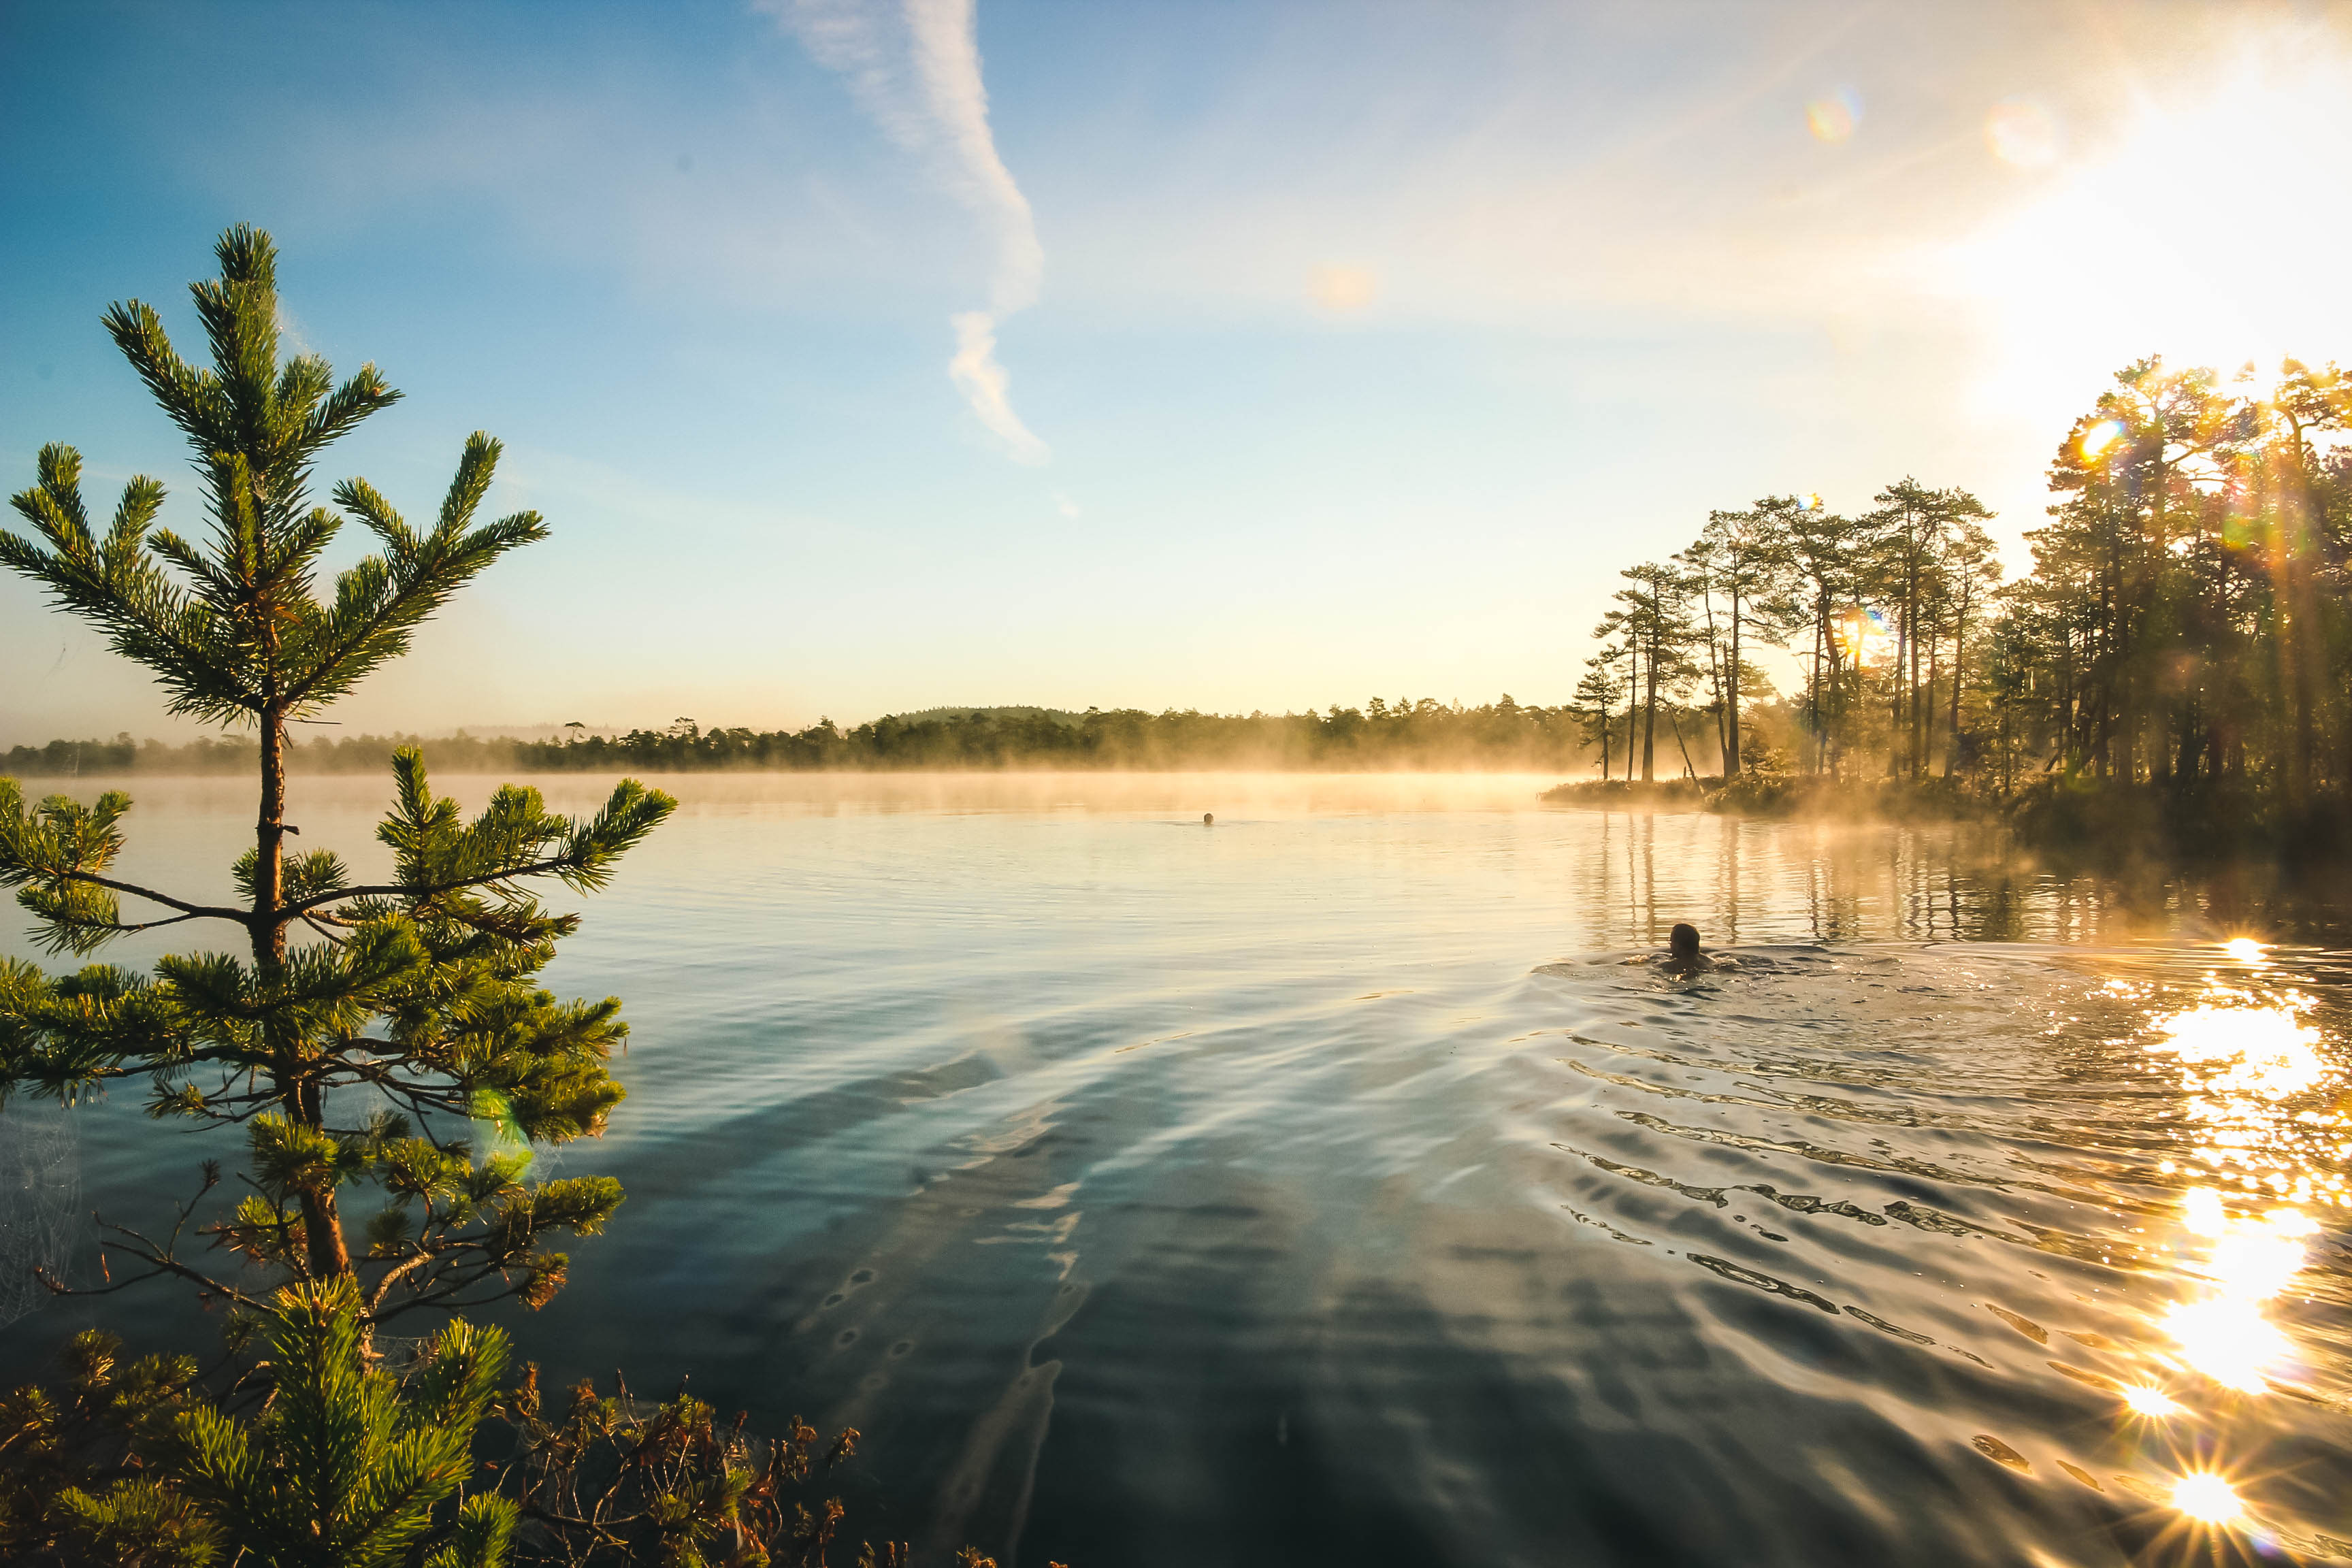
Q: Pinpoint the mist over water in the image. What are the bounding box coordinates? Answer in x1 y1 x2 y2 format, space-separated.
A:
5 772 2349 1566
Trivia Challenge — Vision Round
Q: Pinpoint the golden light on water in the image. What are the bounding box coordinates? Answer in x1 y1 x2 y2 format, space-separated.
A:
2154 1183 2312 1392
2142 988 2336 1395
2151 999 2324 1101
2120 1385 2184 1418
2170 1472 2242 1526
2223 937 2268 967
2161 1294 2293 1394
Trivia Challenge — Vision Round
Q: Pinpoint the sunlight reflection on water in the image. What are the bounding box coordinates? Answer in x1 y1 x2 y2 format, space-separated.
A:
5 776 2351 1565
2140 976 2338 1407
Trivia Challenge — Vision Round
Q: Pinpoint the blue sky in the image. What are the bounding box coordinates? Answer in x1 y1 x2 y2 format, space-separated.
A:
5 0 2349 740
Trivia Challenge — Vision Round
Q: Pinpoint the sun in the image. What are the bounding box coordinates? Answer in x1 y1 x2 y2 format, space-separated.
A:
1941 40 2352 425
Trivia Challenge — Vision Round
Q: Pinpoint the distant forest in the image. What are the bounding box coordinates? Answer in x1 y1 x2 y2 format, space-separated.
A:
3 697 1593 775
13 355 2349 840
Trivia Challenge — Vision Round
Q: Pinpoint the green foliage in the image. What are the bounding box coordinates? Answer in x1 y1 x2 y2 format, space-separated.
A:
1995 357 2352 818
1570 353 2352 858
0 225 672 1318
2 1290 982 1568
3 1283 527 1568
511 700 1594 772
0 749 657 1319
1 227 542 728
168 1279 514 1568
0 1328 216 1567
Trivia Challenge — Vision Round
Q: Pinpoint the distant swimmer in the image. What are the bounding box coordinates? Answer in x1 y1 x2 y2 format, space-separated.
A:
1203 813 1214 826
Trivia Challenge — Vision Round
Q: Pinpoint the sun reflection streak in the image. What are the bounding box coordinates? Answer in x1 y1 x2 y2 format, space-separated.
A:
2140 988 2337 1394
2151 998 2324 1102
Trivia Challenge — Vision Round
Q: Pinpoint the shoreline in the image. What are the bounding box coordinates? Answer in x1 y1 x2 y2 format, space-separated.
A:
1540 774 2352 868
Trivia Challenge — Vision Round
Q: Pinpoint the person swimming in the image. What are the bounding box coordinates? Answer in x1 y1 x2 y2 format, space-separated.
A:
1203 812 1214 826
1663 923 1716 973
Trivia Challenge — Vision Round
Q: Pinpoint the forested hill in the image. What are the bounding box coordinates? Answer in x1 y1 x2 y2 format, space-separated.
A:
3 698 1595 774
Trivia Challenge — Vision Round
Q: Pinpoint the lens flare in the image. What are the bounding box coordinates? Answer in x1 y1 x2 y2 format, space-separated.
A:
1985 98 2062 168
1940 50 2352 430
2170 1471 2242 1525
2121 1385 2183 1418
1833 605 1891 664
2223 937 2268 966
2080 418 2126 461
1807 86 1862 143
1309 265 1379 312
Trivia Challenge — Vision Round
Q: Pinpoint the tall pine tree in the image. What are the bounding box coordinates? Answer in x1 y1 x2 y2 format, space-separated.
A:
0 225 674 1325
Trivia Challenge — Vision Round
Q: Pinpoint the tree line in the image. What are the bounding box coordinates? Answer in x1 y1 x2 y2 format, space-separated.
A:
7 698 1596 775
1577 355 2352 836
521 698 1586 770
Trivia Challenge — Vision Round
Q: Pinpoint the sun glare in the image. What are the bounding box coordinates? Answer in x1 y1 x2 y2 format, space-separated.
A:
2150 1000 2324 1100
1945 43 2352 421
2078 418 2125 462
2121 1384 2184 1418
2156 1185 2314 1393
2170 1471 2243 1526
1984 98 2061 168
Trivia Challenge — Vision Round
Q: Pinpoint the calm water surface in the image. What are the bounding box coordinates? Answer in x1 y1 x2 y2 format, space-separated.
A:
5 771 2351 1567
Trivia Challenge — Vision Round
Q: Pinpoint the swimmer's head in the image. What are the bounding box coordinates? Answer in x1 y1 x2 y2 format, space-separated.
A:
1669 924 1701 960
1203 812 1214 826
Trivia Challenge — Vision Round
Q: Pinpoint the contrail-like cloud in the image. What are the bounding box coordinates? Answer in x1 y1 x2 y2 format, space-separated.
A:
766 0 1049 463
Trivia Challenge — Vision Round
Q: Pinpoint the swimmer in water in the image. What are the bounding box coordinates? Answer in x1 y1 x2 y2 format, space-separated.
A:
1663 923 1719 973
1203 812 1214 826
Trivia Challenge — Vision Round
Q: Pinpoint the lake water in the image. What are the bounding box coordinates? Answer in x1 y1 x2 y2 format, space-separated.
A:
5 771 2351 1566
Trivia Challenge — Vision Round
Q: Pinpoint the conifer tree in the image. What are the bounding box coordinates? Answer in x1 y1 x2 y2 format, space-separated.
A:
1572 659 1623 781
0 226 674 1324
166 1279 517 1568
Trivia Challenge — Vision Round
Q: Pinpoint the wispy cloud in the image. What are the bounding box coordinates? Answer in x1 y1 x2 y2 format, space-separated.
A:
764 0 1048 462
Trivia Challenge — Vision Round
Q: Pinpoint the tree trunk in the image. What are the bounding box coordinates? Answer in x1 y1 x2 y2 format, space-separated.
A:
256 703 351 1282
1946 599 1965 779
1921 641 1937 786
1641 628 1658 783
1622 650 1638 783
1726 576 1742 777
1907 556 1922 778
1809 617 1823 775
